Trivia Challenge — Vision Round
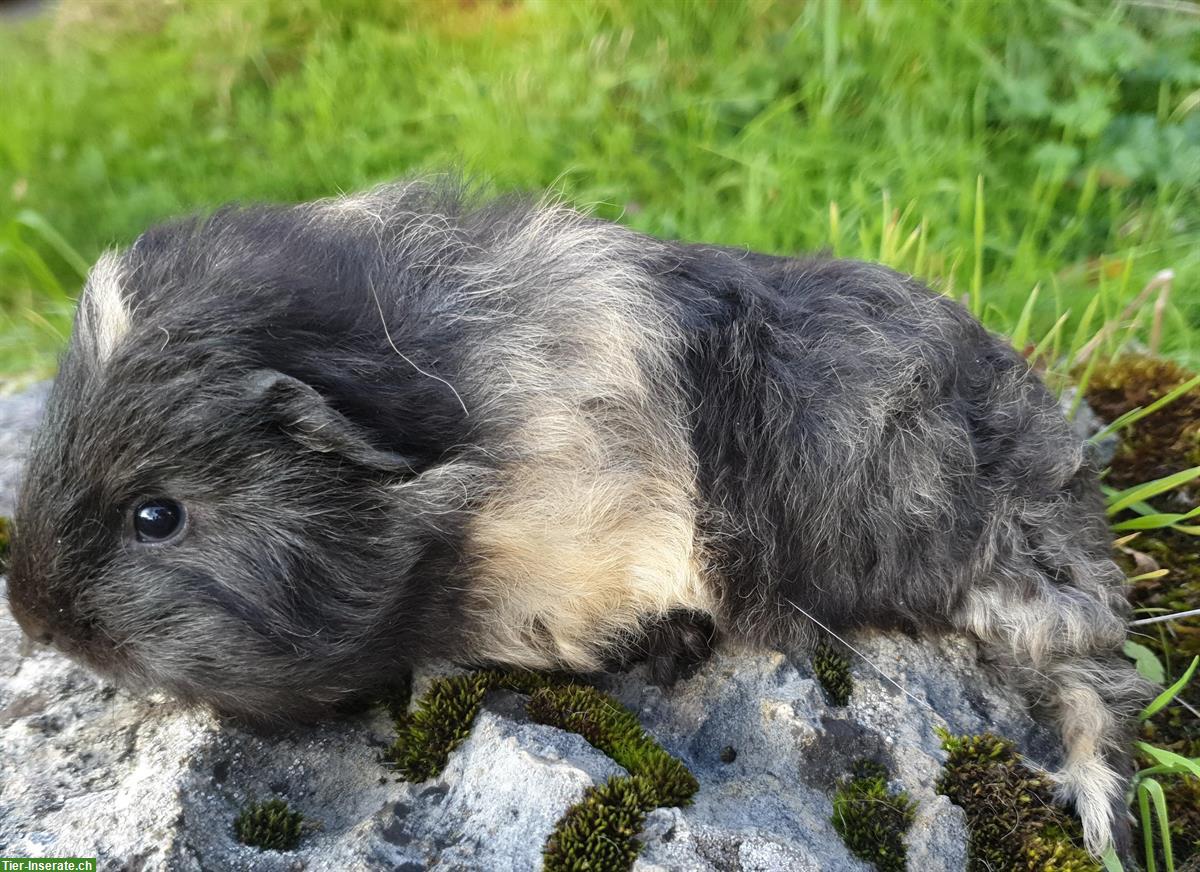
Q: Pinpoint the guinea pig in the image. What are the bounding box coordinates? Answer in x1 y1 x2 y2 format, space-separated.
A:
6 180 1149 856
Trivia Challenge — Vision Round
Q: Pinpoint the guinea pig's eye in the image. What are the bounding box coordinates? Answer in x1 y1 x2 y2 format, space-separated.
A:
133 499 186 543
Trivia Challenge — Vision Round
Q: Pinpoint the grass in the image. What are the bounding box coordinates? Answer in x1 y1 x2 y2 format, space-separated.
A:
2 0 1200 376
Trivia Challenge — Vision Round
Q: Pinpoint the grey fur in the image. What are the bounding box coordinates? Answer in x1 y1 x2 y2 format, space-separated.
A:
5 181 1149 857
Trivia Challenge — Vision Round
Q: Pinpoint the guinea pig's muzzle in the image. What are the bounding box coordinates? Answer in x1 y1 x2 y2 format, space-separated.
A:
8 599 55 646
9 589 82 651
8 595 126 678
5 554 119 673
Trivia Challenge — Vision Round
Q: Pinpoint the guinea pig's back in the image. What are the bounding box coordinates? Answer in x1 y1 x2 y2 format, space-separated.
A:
655 244 1092 634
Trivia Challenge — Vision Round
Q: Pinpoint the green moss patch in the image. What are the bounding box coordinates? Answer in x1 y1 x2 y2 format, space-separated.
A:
233 798 305 851
385 671 698 871
383 669 553 781
527 683 698 808
812 638 854 706
1085 357 1200 673
543 775 660 872
1123 531 1200 695
830 759 915 872
384 672 497 781
534 684 697 871
936 731 1096 872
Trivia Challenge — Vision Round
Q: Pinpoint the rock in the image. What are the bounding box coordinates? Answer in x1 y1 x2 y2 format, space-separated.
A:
0 388 1058 870
0 381 48 518
1063 386 1120 468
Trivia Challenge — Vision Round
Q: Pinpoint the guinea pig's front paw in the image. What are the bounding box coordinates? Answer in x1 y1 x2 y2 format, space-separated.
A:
629 609 718 687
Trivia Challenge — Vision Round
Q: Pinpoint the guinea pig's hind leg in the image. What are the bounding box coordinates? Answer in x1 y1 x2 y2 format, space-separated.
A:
602 609 718 687
956 581 1152 858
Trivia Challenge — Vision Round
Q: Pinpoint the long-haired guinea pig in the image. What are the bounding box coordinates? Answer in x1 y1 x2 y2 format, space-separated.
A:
7 180 1149 855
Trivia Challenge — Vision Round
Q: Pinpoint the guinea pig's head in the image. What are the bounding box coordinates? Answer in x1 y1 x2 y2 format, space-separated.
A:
6 208 470 722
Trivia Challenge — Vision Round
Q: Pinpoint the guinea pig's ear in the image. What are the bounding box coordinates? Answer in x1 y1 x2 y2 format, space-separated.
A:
247 370 416 473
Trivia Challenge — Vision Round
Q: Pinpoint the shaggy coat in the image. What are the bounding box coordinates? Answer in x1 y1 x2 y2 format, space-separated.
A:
6 182 1148 856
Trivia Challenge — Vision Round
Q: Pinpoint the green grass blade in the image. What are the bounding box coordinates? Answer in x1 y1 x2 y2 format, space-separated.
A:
1126 569 1170 584
1142 656 1199 720
1107 467 1200 517
1134 742 1200 779
1138 781 1157 872
1069 350 1101 422
1068 293 1103 365
1009 284 1040 351
10 240 66 299
1101 847 1125 872
1091 373 1200 443
1141 778 1174 872
1027 310 1070 370
1101 488 1157 517
1111 503 1200 532
971 174 984 318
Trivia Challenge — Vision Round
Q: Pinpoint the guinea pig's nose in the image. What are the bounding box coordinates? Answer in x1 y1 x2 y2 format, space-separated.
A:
7 592 62 646
11 609 54 646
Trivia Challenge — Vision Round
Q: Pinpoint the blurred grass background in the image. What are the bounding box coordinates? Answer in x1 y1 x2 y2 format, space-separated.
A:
1 0 1198 378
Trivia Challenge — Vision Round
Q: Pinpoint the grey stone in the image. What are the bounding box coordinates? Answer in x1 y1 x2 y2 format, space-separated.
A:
1063 385 1119 468
0 381 48 517
0 387 1063 870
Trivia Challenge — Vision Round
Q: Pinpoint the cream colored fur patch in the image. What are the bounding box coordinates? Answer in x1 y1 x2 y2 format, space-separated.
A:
466 442 714 672
454 204 716 671
78 252 131 363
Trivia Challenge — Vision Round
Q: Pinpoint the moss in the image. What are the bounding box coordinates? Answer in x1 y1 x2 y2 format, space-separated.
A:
527 683 699 808
233 798 304 851
1122 531 1200 672
383 672 495 781
532 685 697 871
487 667 557 696
830 759 915 872
384 671 698 871
543 775 659 872
1163 775 1200 858
1121 527 1200 826
812 638 854 706
1024 828 1101 872
1085 356 1200 680
936 731 1097 872
1083 354 1200 490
